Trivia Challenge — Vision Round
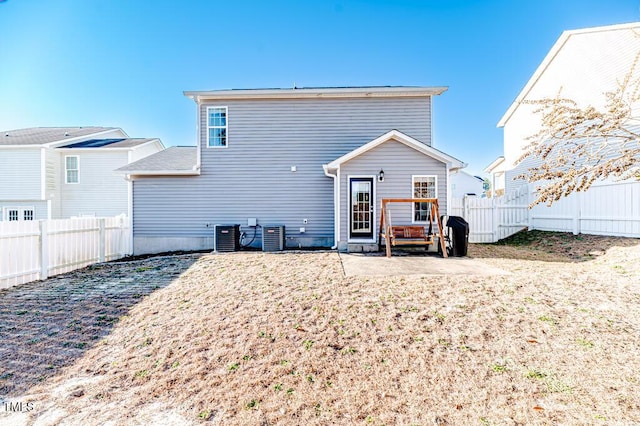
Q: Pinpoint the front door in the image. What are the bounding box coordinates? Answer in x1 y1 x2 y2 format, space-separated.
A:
349 177 374 239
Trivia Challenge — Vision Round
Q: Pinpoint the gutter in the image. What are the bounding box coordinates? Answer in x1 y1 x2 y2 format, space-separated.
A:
322 164 339 250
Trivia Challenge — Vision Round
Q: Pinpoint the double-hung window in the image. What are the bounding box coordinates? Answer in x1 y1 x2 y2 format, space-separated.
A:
65 156 79 184
207 106 227 147
412 175 437 222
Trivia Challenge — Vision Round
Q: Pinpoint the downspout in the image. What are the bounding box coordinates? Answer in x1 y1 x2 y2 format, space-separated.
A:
194 96 202 172
323 164 338 250
124 174 134 255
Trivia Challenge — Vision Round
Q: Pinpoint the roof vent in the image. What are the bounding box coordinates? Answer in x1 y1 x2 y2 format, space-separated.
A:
64 132 69 136
4 133 8 137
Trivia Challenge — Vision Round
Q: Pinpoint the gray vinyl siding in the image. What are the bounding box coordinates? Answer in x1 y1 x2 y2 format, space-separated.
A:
339 140 447 242
0 148 42 200
59 151 129 218
132 96 433 250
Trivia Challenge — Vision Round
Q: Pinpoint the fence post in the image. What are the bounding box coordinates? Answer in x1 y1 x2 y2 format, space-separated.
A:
463 195 470 219
99 218 106 263
572 192 581 235
40 220 49 280
492 197 499 242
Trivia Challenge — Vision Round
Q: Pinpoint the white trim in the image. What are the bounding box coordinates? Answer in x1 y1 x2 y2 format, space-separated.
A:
120 170 201 177
185 86 448 102
325 130 465 171
196 102 202 171
411 175 438 224
347 175 377 243
446 165 451 216
484 156 505 173
206 106 229 148
40 148 46 200
336 168 341 243
64 155 80 184
497 22 640 127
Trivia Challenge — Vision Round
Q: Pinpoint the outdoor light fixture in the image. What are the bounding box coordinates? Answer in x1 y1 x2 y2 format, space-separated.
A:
378 169 385 182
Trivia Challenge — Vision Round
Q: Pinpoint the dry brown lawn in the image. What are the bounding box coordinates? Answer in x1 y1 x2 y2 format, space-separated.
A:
1 231 639 425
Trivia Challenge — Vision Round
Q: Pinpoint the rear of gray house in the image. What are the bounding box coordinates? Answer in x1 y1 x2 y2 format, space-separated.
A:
118 87 465 254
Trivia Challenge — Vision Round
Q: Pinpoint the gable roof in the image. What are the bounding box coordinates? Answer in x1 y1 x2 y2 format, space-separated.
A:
0 127 118 146
324 130 465 171
484 156 505 173
185 86 448 102
58 138 159 149
116 146 198 175
497 21 640 127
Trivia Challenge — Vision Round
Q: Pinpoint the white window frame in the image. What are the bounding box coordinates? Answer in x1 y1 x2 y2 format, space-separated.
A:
3 207 35 221
206 106 228 148
347 175 377 243
411 175 438 224
65 155 80 184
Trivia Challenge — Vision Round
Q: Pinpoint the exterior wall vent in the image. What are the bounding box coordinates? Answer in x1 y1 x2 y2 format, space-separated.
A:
215 224 240 252
262 225 285 252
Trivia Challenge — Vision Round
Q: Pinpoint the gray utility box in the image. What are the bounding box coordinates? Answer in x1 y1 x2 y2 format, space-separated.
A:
215 224 240 252
262 225 285 252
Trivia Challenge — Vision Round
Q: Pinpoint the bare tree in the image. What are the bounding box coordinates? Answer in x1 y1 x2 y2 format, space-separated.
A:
516 50 640 206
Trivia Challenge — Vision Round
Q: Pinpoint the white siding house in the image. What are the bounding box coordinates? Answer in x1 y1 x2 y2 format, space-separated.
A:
495 22 640 238
0 127 164 221
498 22 640 193
449 170 485 198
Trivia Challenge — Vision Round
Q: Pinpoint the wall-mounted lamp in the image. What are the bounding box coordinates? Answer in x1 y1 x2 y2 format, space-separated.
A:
378 169 385 182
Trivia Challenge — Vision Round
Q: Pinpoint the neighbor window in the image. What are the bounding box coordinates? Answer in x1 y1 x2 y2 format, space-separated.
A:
3 207 34 221
65 156 79 184
207 106 227 147
412 175 437 222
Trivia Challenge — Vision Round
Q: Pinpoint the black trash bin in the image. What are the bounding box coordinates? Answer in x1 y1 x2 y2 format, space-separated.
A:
446 216 469 257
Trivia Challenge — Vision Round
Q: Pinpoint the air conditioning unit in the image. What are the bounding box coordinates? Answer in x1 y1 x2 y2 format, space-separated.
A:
262 225 285 252
215 224 240 252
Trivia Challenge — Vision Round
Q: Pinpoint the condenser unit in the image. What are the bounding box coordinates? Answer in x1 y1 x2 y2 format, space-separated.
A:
262 225 285 252
215 224 240 252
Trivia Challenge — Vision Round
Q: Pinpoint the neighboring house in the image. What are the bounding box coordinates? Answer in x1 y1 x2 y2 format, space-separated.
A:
497 22 640 194
483 156 505 197
449 170 485 198
118 86 465 254
0 127 164 221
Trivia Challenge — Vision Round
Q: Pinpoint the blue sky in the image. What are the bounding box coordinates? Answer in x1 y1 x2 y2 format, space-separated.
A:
0 0 638 175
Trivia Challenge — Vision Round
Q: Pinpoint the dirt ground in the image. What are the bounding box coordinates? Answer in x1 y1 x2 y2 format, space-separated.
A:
1 231 639 425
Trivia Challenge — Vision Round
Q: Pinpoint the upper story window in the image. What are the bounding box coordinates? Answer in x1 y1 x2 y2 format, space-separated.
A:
65 156 79 184
412 175 437 223
207 106 227 148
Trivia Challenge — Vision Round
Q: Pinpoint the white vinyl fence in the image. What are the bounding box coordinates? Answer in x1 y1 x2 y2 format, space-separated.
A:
451 180 640 243
450 185 529 243
0 215 130 289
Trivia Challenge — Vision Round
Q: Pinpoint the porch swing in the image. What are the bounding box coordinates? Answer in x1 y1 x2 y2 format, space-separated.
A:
378 198 448 258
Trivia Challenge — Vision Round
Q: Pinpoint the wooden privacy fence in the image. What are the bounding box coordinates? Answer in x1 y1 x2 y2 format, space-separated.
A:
0 215 130 289
451 180 640 243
